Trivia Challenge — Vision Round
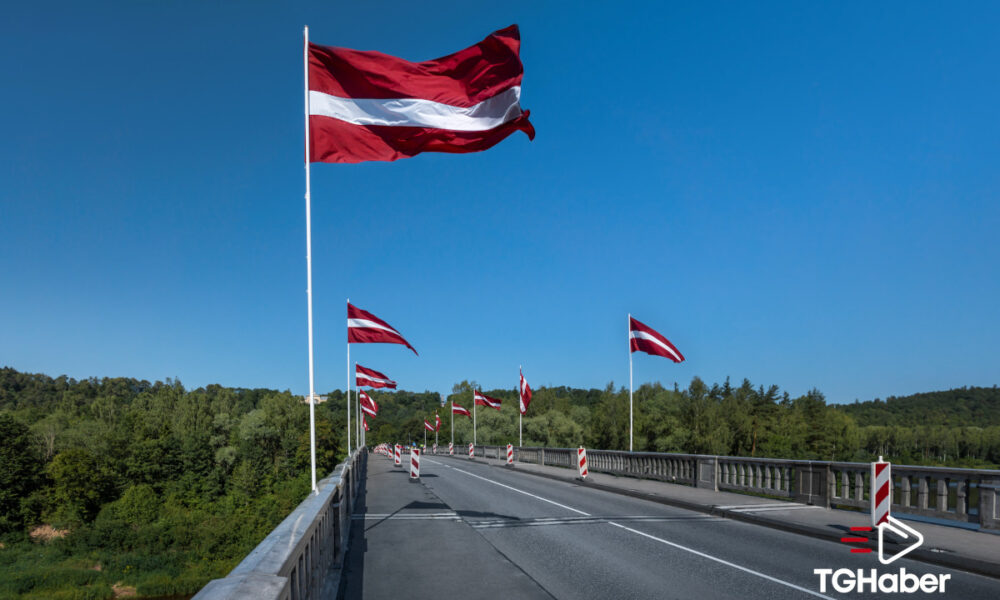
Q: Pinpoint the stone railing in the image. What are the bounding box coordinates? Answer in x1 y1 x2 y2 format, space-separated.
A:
478 446 1000 531
192 448 368 600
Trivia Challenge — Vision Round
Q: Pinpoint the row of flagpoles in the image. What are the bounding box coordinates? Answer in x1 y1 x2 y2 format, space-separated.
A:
301 24 684 491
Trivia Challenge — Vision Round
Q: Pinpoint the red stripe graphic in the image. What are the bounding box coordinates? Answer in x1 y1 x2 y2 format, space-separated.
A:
850 526 873 532
841 537 868 543
850 548 872 554
309 25 524 106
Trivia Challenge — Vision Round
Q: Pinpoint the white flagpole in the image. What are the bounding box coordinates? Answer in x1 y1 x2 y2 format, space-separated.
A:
303 26 318 493
518 365 522 447
354 362 360 448
346 301 351 455
473 389 477 446
628 313 634 453
451 400 454 446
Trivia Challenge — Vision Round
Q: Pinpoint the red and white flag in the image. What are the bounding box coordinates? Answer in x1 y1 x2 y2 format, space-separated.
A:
424 419 436 432
356 364 397 389
629 316 685 363
474 390 502 411
452 402 471 418
308 25 534 164
435 413 441 431
519 368 532 415
362 414 370 431
359 391 379 416
348 303 417 355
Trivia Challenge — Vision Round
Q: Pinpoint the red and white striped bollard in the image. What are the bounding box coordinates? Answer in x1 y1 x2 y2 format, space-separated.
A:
394 444 401 467
448 442 454 455
410 448 420 479
507 444 514 465
469 443 474 459
871 456 890 527
577 446 588 479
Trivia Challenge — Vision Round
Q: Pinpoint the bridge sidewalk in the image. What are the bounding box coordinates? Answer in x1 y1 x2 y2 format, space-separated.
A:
432 452 1000 579
339 456 552 599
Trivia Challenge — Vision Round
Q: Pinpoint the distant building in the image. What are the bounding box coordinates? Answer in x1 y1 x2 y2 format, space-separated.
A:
301 394 328 404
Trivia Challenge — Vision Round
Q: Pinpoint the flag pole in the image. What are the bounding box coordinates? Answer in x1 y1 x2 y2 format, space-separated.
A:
473 389 477 446
346 300 351 455
451 400 454 447
628 313 633 453
354 362 360 447
519 365 522 447
303 26 318 493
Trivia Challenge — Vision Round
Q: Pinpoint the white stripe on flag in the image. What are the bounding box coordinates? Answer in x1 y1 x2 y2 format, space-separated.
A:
358 374 394 385
309 87 523 131
348 318 400 335
630 330 683 361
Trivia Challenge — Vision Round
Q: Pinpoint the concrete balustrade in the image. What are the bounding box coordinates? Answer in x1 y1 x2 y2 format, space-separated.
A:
191 448 367 600
486 445 1000 531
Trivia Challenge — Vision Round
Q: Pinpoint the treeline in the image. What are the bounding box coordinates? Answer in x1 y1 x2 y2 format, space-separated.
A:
0 367 347 599
365 379 1000 468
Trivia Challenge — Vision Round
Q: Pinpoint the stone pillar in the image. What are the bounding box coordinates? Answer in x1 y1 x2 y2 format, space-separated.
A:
794 462 830 508
694 456 718 491
979 478 1000 530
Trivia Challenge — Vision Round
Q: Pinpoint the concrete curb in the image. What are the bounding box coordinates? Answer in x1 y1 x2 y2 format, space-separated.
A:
442 456 1000 581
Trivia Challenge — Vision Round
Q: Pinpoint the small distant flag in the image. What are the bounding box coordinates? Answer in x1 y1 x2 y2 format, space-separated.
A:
519 368 532 415
474 390 502 411
348 303 417 354
452 402 472 418
424 419 436 432
362 414 370 431
356 364 397 389
359 391 379 417
435 413 441 431
629 316 684 363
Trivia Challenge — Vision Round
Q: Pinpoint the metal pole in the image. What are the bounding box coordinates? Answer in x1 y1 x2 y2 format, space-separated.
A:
303 26 317 493
519 365 522 447
628 313 633 453
347 346 352 452
451 400 454 446
473 389 477 446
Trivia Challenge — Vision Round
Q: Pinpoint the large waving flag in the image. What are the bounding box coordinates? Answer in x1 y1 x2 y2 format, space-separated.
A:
452 402 472 418
348 303 417 354
308 25 534 163
356 364 397 389
359 391 379 416
629 316 685 363
519 368 532 415
424 419 436 432
435 413 441 431
474 390 502 411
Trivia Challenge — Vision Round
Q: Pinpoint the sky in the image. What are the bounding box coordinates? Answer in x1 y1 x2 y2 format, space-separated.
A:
2 2 998 404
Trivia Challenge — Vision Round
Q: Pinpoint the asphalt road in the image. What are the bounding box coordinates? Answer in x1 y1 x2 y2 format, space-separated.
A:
341 454 1000 599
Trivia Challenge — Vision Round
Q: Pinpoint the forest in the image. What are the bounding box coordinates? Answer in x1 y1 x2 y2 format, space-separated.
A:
1 366 998 598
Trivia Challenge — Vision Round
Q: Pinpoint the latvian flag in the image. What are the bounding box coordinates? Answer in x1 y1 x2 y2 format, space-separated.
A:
348 303 417 355
424 419 436 432
435 413 441 431
452 402 471 418
362 414 370 431
359 391 379 417
474 390 502 411
308 25 534 163
519 368 532 415
629 316 685 363
356 364 397 389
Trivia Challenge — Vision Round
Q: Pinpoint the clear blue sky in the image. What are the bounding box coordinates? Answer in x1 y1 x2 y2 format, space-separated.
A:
2 2 998 403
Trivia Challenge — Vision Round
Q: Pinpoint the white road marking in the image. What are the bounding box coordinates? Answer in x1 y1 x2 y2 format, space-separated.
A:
425 457 836 600
729 505 823 514
715 503 803 510
606 522 836 600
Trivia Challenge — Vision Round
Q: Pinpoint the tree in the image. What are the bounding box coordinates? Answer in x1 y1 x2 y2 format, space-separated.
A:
0 414 41 534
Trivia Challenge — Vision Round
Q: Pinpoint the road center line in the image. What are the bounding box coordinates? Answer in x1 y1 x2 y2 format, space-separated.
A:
425 457 835 600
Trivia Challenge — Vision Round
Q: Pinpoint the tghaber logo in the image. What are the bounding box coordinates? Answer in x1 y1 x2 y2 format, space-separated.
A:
813 458 951 594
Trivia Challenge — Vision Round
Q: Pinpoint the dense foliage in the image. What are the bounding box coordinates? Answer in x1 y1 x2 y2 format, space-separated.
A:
0 368 346 599
1 367 997 598
367 379 1000 468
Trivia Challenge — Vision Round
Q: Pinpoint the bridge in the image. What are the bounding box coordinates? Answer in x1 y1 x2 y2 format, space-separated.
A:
193 447 1000 599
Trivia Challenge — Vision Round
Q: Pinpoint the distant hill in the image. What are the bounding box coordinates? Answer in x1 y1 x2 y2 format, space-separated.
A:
834 386 1000 427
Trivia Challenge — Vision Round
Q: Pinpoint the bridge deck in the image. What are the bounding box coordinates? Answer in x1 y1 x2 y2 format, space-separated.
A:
341 453 1000 599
